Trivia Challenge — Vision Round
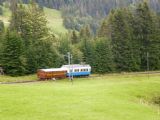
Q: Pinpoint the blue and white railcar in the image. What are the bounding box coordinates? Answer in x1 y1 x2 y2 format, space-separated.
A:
61 64 91 77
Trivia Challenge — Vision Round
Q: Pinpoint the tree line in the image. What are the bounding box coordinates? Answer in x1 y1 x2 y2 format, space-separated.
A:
0 1 159 76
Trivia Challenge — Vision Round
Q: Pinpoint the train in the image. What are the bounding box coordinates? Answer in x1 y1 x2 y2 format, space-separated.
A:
37 64 91 80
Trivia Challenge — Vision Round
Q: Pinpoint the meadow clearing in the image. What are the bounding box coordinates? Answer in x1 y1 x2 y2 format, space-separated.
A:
0 73 160 120
0 5 67 34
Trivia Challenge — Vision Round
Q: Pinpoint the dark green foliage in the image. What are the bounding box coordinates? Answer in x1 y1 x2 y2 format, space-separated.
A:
58 35 71 64
98 20 108 38
59 35 71 55
71 30 78 44
110 9 140 71
1 30 26 76
96 2 160 73
9 1 62 74
147 15 160 70
26 39 61 73
134 2 160 70
71 46 83 64
0 20 4 32
0 20 4 64
80 37 95 68
0 7 3 15
94 37 115 73
79 26 95 71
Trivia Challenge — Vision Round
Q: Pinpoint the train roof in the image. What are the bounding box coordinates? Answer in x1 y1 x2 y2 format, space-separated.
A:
39 68 67 72
61 64 91 69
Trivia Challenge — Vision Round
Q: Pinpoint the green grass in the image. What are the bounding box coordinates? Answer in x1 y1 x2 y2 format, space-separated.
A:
0 5 67 34
0 6 11 27
0 74 37 83
0 73 160 120
44 7 67 34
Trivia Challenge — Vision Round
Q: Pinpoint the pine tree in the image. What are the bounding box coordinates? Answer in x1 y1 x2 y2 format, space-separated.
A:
134 2 160 70
0 20 4 65
71 45 83 64
146 14 160 70
94 37 115 73
9 1 60 73
1 30 26 76
0 20 4 32
85 25 92 38
109 9 137 72
71 30 78 44
79 25 95 70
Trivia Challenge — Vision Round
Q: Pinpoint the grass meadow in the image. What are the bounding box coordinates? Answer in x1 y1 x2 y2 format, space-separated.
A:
0 5 67 34
0 73 160 120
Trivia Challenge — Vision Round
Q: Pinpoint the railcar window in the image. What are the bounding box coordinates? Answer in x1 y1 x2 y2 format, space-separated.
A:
80 69 88 72
75 69 79 72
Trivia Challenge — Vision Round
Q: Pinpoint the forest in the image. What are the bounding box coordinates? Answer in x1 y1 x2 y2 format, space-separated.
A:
0 0 160 76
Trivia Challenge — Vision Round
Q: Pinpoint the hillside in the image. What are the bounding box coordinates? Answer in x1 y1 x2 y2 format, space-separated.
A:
19 0 160 12
0 5 10 26
1 0 160 33
0 5 67 34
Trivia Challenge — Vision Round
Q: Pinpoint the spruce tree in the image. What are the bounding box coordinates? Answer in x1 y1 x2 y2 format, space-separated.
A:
0 20 4 65
0 20 4 32
1 30 26 76
9 1 60 73
71 30 78 44
110 9 137 72
134 2 160 71
94 37 115 73
79 25 95 70
147 14 160 70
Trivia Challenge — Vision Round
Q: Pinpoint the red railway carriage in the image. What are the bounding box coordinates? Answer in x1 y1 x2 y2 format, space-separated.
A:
37 68 67 80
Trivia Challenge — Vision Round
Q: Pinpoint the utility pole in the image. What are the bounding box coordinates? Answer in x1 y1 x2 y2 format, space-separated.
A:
67 52 73 84
67 52 71 80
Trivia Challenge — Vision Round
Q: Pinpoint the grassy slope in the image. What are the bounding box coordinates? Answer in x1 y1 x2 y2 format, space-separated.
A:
0 6 11 26
0 73 160 120
0 6 67 34
44 7 67 34
0 74 37 83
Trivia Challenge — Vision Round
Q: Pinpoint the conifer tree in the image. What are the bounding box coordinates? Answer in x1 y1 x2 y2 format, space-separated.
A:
80 25 95 70
94 37 115 73
0 20 4 64
9 1 61 73
134 2 160 70
109 9 137 71
1 30 26 76
0 20 4 32
71 30 78 44
146 14 160 70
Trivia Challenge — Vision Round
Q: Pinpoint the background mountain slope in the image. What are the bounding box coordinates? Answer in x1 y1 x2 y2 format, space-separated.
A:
0 4 67 34
0 0 160 33
28 0 160 32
